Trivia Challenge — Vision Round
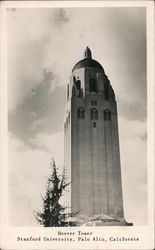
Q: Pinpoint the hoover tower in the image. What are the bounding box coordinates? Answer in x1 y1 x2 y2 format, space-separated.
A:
64 47 130 225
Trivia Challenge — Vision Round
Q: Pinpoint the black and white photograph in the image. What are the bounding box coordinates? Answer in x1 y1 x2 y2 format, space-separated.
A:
0 1 154 249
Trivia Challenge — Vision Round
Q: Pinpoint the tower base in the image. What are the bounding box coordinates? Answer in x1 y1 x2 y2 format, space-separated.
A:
77 215 133 227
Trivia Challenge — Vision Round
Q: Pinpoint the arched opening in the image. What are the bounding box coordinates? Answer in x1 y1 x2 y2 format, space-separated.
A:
73 76 76 84
95 110 98 120
77 108 85 119
89 79 97 93
104 110 111 121
76 80 81 91
82 109 85 119
91 109 98 120
104 82 109 100
77 108 81 119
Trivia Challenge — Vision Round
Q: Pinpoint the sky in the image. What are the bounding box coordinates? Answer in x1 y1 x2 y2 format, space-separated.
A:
7 7 147 226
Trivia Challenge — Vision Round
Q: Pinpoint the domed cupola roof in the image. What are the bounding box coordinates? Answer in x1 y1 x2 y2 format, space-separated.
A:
72 47 104 73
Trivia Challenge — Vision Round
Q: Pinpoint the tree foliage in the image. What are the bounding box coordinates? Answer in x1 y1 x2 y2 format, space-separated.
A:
34 159 69 227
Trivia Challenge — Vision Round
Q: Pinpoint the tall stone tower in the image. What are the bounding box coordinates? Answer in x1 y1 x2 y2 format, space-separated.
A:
64 47 130 225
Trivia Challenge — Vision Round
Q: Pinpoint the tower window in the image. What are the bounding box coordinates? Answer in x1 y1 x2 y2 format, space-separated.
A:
104 109 111 121
73 76 81 91
91 100 97 106
73 76 76 84
68 111 70 123
93 122 96 128
91 109 98 120
77 108 80 118
104 82 109 100
82 109 85 119
89 79 97 93
76 80 81 91
77 108 85 119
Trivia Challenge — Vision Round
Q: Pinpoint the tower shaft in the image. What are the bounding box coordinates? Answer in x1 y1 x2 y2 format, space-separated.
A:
64 48 126 223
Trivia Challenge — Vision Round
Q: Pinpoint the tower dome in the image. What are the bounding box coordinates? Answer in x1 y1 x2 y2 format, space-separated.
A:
72 47 104 73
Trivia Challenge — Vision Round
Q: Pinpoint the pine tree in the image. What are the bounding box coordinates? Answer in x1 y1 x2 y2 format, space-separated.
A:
34 159 69 227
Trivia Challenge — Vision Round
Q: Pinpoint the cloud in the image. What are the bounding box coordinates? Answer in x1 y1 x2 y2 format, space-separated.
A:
7 7 146 115
118 98 146 121
8 70 66 148
7 8 69 110
8 6 146 147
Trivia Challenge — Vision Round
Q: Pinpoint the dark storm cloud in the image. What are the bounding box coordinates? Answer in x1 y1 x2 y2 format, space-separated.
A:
8 69 66 149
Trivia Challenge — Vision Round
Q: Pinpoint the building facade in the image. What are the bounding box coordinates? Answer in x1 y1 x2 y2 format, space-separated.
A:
64 48 129 225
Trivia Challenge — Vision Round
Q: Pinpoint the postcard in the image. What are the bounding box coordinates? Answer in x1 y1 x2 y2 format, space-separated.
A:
0 1 154 249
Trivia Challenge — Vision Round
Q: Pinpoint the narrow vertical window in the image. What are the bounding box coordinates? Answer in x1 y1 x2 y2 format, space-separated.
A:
89 79 97 93
104 82 109 100
76 80 81 91
77 108 81 118
77 108 85 119
95 110 98 120
108 111 111 120
91 109 98 120
93 122 96 128
82 109 85 119
68 112 70 123
91 100 97 106
73 76 76 84
104 110 111 121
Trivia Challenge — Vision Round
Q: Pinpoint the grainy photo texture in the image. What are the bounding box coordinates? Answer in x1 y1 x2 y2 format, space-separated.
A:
7 7 147 228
